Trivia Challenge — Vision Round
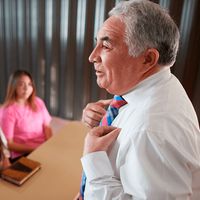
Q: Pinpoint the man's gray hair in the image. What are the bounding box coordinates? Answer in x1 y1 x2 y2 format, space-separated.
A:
109 0 180 66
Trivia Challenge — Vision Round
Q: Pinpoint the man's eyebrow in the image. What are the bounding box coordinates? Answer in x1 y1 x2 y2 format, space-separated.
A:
94 36 110 42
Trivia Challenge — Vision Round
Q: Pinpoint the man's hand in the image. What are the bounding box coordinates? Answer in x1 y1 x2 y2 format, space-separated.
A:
73 192 82 200
83 126 121 155
82 99 112 128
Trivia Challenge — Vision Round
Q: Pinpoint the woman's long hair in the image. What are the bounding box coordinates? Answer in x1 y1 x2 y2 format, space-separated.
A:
3 70 37 111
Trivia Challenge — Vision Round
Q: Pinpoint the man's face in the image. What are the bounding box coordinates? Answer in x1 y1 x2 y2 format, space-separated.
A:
89 16 145 95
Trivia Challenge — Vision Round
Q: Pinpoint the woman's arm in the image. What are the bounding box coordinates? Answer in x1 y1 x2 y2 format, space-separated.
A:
7 139 35 153
36 97 53 140
44 125 53 140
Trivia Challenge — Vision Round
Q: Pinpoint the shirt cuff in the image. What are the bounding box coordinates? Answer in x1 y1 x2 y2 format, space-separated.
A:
81 151 114 181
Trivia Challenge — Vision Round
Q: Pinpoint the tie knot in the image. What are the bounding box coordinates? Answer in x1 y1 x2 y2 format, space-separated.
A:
99 95 127 126
110 95 127 109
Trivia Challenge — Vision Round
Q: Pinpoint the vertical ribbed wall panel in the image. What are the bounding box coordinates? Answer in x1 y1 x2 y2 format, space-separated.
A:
0 0 6 100
0 0 200 121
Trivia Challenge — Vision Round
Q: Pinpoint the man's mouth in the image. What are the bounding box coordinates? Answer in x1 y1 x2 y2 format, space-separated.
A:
95 70 103 76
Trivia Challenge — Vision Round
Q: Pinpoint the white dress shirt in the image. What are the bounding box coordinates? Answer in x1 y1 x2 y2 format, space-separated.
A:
81 68 200 200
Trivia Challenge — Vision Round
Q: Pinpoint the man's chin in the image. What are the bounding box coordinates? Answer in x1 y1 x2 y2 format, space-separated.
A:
97 80 106 89
96 81 114 94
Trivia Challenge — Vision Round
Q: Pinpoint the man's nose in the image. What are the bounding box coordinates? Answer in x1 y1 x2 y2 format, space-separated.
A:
89 47 101 63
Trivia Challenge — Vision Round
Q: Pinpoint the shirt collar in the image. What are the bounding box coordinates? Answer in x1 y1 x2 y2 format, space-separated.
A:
122 67 172 106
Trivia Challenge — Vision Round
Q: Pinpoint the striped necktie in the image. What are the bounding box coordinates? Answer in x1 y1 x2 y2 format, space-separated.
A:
80 95 127 199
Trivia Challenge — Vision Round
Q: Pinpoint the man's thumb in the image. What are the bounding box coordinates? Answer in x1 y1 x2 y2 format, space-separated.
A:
103 128 121 145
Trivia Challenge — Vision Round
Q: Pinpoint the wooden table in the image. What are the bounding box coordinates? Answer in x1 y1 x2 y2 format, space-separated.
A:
0 121 88 200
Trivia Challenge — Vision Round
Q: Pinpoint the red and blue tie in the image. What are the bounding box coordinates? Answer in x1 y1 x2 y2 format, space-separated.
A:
80 95 127 199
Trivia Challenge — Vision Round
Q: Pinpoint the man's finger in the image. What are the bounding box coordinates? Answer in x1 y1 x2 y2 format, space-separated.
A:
97 99 113 107
73 192 82 200
85 110 104 122
102 128 121 144
84 103 107 116
90 126 118 137
83 115 100 128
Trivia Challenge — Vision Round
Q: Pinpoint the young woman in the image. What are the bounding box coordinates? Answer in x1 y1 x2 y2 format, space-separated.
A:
1 70 52 162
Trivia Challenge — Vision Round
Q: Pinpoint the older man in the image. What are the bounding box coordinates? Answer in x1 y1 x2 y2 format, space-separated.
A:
77 0 200 199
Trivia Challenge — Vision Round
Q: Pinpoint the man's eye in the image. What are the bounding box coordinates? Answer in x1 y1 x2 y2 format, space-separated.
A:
102 45 109 49
102 42 112 50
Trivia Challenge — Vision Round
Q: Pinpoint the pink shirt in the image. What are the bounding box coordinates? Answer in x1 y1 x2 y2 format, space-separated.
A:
1 97 51 158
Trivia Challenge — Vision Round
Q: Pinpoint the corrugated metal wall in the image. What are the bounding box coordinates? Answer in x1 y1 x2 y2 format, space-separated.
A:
0 0 200 121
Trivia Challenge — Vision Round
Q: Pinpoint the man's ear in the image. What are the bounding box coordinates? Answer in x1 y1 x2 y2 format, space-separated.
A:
143 48 159 69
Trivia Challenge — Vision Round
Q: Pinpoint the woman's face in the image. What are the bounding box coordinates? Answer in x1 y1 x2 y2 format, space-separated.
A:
15 75 33 102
